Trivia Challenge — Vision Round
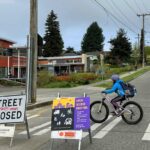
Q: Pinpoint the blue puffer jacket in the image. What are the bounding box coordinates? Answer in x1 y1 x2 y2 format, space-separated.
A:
104 79 125 96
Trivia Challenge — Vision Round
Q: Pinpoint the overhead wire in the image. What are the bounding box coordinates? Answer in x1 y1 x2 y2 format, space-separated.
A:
111 0 140 31
123 0 137 15
134 0 143 13
141 0 149 12
91 0 121 28
123 0 150 40
93 0 138 34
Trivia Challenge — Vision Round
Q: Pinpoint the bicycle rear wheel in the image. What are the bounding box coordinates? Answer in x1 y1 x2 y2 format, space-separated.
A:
90 101 109 123
121 101 143 125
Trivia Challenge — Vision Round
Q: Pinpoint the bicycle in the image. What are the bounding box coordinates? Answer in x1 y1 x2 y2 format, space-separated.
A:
90 93 143 125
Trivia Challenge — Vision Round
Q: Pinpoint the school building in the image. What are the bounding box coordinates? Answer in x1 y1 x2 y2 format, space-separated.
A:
0 38 27 78
0 37 100 78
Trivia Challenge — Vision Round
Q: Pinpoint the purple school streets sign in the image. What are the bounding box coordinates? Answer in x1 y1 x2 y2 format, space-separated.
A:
74 97 90 130
51 97 90 131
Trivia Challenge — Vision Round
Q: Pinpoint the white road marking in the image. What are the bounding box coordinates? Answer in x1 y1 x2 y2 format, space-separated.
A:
82 115 113 138
33 127 51 135
19 121 51 134
93 117 122 139
142 124 150 141
27 115 39 120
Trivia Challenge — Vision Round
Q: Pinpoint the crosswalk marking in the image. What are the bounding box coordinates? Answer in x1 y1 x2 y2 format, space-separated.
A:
33 127 51 136
82 115 113 138
93 117 122 139
19 121 51 134
27 115 39 120
142 124 150 141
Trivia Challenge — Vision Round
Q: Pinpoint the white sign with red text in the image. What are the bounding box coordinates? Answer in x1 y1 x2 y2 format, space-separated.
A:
0 95 26 123
0 124 15 137
51 130 82 140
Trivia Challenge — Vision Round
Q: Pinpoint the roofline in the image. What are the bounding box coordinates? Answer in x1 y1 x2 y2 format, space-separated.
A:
38 56 82 60
11 46 27 50
0 37 16 44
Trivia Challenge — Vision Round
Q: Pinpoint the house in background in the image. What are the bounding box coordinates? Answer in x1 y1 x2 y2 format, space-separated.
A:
38 54 97 75
0 37 15 48
0 37 27 78
0 37 102 78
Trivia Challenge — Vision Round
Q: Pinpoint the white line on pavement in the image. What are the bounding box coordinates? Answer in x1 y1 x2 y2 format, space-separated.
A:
93 117 122 139
142 124 150 141
33 127 51 135
19 121 51 134
82 115 113 138
27 115 39 120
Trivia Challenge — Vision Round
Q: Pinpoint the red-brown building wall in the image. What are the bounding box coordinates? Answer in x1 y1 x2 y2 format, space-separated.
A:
0 40 13 48
0 56 9 67
0 56 26 67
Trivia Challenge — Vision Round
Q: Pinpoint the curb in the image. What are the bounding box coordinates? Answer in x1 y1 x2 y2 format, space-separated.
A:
27 100 53 110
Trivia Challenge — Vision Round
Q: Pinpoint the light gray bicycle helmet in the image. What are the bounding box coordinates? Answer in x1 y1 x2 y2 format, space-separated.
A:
111 74 119 81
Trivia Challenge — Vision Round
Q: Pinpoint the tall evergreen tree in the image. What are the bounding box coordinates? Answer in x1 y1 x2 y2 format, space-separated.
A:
66 47 75 53
43 10 64 57
109 28 132 65
38 34 43 56
81 22 105 53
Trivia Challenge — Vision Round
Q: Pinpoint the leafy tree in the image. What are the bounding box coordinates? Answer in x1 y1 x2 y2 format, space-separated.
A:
81 22 105 53
43 10 64 57
145 46 150 64
131 42 140 66
109 28 132 65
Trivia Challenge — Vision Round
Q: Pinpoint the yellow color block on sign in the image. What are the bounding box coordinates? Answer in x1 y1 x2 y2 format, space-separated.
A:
52 97 75 109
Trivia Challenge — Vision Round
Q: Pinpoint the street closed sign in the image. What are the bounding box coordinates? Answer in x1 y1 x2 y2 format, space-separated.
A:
0 95 26 123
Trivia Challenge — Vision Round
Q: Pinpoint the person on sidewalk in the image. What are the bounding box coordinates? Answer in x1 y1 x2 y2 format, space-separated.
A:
102 74 125 115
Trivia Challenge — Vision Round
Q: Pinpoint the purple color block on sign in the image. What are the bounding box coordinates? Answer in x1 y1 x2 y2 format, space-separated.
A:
74 97 90 130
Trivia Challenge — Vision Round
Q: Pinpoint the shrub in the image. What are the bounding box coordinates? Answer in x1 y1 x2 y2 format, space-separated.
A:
54 76 72 82
37 71 55 87
70 73 98 84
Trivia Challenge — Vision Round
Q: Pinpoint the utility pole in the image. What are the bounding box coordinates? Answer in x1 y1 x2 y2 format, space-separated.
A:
137 13 150 67
137 33 140 50
135 33 140 67
27 0 38 103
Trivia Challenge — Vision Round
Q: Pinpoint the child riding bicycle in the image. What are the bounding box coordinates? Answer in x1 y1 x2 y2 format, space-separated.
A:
102 74 125 115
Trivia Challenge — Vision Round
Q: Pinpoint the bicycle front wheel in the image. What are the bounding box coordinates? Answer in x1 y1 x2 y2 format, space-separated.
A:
90 101 109 123
122 101 143 125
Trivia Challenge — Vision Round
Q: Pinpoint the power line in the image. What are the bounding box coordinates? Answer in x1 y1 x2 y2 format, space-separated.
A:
141 0 149 12
134 0 143 13
93 0 138 34
92 0 120 28
123 0 137 14
111 0 140 31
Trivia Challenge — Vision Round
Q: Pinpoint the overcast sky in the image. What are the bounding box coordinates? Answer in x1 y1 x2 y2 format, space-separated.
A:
0 0 150 51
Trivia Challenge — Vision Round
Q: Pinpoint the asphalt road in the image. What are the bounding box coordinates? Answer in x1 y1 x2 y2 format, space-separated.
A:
0 71 150 150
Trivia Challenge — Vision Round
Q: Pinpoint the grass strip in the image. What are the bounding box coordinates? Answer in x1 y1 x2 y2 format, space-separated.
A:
97 66 150 88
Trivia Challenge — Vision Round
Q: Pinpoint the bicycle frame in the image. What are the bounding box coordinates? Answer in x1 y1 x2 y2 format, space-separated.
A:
100 93 132 115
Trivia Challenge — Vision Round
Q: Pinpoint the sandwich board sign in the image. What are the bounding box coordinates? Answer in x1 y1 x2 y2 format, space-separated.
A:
0 95 26 124
51 96 91 150
0 94 30 147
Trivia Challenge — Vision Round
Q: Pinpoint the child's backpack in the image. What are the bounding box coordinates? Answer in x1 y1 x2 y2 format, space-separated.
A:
119 81 137 97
